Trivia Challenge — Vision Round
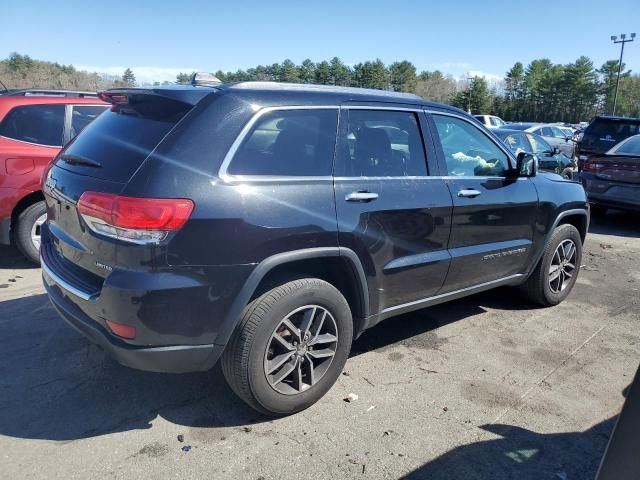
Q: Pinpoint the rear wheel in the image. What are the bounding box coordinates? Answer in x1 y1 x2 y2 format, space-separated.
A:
221 278 353 416
14 201 47 264
521 224 582 306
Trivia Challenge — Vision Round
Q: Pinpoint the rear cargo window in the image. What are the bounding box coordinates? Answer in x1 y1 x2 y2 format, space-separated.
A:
56 107 183 182
0 104 64 146
583 119 640 153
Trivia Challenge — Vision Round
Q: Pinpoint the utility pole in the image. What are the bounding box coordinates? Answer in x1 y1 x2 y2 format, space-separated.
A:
466 76 473 114
610 33 635 115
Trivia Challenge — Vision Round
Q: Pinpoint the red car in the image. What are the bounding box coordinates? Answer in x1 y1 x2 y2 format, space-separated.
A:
0 92 107 262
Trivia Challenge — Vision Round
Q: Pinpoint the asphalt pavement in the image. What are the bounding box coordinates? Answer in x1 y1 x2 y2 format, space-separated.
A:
1 210 639 479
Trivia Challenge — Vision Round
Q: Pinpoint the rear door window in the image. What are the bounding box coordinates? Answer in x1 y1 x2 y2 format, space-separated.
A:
336 109 427 177
0 104 65 146
227 109 338 176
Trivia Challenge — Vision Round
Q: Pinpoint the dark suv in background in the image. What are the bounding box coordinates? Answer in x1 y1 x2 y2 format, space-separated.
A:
41 82 589 415
576 115 640 170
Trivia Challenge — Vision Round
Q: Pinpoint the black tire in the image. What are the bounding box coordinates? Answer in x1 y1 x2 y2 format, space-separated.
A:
14 201 46 264
221 278 353 416
521 224 582 307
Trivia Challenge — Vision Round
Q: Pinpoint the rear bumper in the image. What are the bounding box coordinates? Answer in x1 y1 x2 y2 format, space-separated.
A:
44 277 224 373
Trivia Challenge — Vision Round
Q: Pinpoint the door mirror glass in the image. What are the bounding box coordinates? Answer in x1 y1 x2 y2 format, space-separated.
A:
516 151 537 177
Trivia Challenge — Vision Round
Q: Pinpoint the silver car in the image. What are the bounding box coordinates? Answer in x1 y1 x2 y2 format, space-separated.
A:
507 123 574 157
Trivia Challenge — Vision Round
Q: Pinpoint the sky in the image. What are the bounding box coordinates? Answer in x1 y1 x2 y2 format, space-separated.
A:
1 0 639 84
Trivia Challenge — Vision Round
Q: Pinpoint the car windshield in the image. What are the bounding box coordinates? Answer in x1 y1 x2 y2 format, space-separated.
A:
527 133 552 154
610 135 640 156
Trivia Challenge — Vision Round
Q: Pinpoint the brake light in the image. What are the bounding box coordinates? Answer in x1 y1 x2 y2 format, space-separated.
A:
77 192 194 244
582 162 605 173
97 92 128 105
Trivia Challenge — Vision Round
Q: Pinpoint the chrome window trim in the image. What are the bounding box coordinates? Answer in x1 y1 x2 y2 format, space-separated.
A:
218 105 340 183
342 105 425 113
426 109 517 169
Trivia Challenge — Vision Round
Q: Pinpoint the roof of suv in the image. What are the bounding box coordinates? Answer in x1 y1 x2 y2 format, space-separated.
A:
592 115 640 122
105 82 455 111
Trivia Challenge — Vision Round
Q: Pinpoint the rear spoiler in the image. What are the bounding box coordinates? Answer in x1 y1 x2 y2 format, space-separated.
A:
98 86 215 107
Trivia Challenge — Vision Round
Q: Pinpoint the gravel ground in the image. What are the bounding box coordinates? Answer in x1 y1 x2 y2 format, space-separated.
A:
0 210 639 480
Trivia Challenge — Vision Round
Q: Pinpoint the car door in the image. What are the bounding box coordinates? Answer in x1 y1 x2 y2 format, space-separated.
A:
428 110 539 292
550 126 573 156
334 106 453 315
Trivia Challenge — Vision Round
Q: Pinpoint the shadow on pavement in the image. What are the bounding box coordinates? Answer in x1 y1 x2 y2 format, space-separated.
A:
401 418 615 480
0 286 538 441
352 287 536 356
0 245 39 270
588 209 640 238
0 293 266 441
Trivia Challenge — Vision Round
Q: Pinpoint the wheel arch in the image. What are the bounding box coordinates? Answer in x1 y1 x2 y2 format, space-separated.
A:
11 190 45 230
215 247 369 349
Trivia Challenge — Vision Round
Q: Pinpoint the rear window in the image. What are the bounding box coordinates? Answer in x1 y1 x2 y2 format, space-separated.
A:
0 104 65 146
582 119 640 153
227 109 338 176
56 102 187 182
613 136 640 156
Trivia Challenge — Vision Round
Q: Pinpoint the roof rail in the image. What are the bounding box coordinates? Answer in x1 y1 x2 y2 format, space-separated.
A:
2 89 99 98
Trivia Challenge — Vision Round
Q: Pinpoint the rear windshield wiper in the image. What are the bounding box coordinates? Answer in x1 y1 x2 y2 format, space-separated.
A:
60 154 102 168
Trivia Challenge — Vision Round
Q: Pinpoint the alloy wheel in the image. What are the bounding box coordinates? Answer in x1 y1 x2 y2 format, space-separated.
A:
263 305 338 395
30 213 47 251
549 239 577 293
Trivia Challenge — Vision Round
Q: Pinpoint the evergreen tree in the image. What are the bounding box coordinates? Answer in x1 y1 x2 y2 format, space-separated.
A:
122 68 136 87
389 60 417 92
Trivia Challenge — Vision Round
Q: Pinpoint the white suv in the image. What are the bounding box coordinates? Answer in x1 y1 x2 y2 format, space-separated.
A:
474 114 506 129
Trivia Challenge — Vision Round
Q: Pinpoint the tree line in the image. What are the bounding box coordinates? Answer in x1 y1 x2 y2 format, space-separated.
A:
2 52 639 122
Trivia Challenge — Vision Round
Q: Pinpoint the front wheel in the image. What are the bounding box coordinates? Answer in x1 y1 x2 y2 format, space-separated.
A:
521 224 582 306
221 278 353 416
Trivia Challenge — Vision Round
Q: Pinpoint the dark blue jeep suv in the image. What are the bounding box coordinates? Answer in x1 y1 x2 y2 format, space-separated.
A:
41 81 589 415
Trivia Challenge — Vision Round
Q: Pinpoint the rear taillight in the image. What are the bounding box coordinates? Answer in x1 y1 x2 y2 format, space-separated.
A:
77 192 194 244
582 162 604 173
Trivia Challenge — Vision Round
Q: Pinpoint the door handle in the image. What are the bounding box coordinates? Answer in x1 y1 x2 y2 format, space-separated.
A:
457 188 482 198
345 191 379 202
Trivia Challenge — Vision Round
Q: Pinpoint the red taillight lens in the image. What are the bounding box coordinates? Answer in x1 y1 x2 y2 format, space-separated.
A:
78 192 193 230
106 320 136 339
77 192 194 244
582 162 604 173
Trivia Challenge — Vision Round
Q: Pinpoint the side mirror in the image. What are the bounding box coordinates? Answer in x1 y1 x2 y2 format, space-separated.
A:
515 151 537 177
